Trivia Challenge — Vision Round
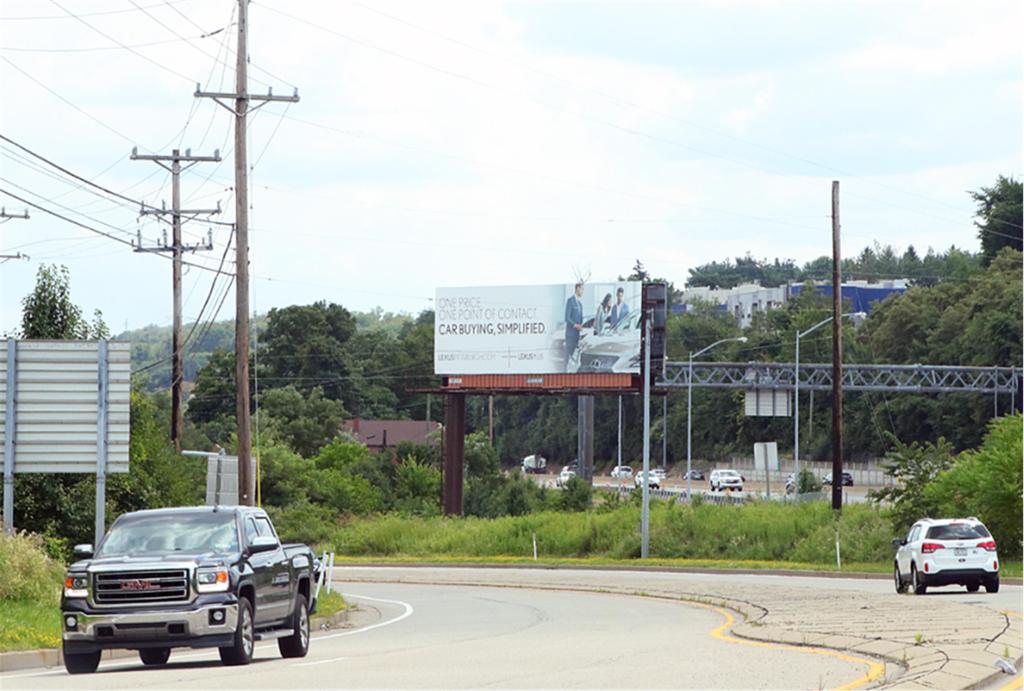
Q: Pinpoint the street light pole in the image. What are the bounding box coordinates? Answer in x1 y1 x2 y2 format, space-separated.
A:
687 336 748 501
793 312 865 493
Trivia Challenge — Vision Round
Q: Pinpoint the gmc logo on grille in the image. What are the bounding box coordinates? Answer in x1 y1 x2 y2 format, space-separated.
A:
120 579 157 591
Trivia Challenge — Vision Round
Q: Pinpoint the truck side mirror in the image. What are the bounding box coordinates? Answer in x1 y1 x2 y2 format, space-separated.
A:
73 544 94 560
249 535 280 554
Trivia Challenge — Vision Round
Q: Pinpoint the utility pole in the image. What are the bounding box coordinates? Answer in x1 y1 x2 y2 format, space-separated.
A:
131 148 221 451
196 0 299 505
0 207 30 262
831 181 844 512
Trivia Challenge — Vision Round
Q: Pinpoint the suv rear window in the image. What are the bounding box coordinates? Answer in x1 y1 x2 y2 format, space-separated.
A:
925 524 990 540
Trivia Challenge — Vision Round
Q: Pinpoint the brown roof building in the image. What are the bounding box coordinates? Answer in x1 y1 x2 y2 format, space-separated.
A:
343 419 440 449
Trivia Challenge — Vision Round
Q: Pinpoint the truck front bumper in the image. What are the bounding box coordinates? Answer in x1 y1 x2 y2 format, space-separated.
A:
62 600 239 653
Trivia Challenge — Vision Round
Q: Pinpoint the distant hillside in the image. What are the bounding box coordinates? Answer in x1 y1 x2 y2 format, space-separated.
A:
123 308 414 391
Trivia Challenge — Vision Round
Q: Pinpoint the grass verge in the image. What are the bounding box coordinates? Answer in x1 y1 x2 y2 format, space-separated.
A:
329 554 1022 578
315 589 347 618
0 600 62 652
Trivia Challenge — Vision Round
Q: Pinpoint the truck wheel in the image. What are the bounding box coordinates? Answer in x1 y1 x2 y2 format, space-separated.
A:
63 647 101 674
139 647 171 665
219 597 254 666
278 594 310 658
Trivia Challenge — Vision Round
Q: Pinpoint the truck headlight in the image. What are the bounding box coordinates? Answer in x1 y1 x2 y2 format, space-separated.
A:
196 568 229 593
64 575 88 598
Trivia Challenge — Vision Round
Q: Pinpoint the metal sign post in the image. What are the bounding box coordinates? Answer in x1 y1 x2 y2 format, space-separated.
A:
95 341 109 547
3 339 15 534
641 310 652 560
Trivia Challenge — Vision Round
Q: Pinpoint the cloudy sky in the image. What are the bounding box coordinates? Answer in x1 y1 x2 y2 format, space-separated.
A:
1 0 1020 333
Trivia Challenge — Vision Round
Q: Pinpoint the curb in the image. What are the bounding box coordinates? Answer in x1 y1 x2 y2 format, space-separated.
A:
334 560 1024 585
0 606 352 674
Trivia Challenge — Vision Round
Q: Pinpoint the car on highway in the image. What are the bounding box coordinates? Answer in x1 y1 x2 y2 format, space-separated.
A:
822 471 854 487
634 469 661 489
610 465 634 479
556 466 577 487
709 469 743 492
893 517 1000 595
61 506 319 674
683 469 705 481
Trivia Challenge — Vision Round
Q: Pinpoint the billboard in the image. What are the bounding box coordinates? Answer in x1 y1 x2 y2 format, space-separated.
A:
435 282 642 375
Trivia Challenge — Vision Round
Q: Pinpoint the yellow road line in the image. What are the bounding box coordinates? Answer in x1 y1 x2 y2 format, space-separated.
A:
1000 674 1023 690
681 598 886 691
1003 610 1023 619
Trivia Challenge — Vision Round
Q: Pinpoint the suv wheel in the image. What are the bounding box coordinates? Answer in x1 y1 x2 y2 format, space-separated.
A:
894 563 907 593
985 574 1000 593
965 582 980 593
139 647 171 665
219 596 255 666
63 647 101 675
911 564 927 595
278 594 310 658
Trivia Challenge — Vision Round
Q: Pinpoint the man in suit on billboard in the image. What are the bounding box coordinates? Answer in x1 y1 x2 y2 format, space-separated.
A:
610 286 630 328
564 282 584 369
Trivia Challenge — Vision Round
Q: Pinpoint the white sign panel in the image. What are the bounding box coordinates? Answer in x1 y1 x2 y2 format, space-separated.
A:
744 389 792 417
435 282 642 375
0 340 130 474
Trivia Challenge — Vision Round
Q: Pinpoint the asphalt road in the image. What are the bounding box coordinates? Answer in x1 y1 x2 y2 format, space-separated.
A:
2 582 884 690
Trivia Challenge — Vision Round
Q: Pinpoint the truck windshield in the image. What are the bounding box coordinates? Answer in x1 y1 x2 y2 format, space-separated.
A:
98 512 239 556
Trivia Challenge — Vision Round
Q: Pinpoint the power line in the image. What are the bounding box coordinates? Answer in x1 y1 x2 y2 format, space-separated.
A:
50 0 197 84
0 187 234 277
1 0 199 21
0 32 212 53
349 1 1005 221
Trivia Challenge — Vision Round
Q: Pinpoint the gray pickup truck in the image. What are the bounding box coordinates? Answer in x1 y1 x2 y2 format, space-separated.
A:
61 505 320 674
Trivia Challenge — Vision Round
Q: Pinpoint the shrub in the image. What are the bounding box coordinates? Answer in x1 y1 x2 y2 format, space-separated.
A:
925 415 1023 557
0 532 63 604
558 476 593 511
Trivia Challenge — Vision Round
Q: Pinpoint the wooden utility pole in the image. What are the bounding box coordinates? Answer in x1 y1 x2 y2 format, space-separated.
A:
830 180 844 512
196 0 299 504
131 148 220 450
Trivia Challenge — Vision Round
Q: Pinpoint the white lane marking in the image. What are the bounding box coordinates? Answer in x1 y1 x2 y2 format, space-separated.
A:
293 656 348 667
309 592 415 642
290 592 415 668
0 593 415 680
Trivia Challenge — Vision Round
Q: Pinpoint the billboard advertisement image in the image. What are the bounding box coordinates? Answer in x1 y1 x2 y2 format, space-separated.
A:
435 282 642 375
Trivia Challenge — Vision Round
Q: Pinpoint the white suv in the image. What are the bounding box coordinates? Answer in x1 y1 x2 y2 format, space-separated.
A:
709 469 743 492
893 518 1000 595
610 465 634 479
634 469 661 489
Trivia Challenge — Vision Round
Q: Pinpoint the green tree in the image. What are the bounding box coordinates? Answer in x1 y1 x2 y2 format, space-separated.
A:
259 385 347 458
20 264 107 339
262 302 357 407
868 437 955 535
971 175 1023 264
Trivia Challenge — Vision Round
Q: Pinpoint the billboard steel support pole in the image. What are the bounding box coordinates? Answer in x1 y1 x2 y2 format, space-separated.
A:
641 311 651 559
95 340 109 547
443 393 465 516
3 339 15 535
617 396 622 468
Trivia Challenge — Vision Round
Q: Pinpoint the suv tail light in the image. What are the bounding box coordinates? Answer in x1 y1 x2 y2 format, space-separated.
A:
977 541 997 551
921 542 944 554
